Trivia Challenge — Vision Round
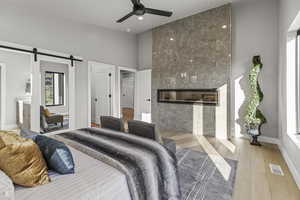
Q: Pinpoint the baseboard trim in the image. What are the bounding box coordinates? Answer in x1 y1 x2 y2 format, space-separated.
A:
241 135 280 145
279 145 300 189
258 136 280 145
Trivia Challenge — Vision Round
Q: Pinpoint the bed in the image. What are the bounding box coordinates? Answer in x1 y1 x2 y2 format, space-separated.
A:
16 128 181 200
15 146 132 200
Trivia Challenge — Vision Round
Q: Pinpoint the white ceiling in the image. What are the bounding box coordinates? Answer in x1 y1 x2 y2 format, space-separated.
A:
2 0 233 34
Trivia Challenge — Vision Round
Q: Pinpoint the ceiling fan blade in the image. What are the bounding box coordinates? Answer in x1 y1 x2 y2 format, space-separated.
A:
145 8 173 17
116 12 134 23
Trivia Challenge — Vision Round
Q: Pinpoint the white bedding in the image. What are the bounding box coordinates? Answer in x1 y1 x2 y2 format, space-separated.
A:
15 147 132 200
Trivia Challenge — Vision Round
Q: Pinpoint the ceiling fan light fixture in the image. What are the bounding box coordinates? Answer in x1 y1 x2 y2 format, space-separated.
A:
116 0 173 23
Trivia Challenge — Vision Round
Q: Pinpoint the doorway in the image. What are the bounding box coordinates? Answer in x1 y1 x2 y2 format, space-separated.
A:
40 60 70 133
89 62 115 127
120 70 135 122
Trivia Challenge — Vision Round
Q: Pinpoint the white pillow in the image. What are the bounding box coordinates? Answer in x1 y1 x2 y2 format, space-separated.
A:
0 170 14 200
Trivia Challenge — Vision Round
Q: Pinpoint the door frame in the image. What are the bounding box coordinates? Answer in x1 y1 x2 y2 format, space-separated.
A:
88 61 116 126
0 40 80 133
117 66 137 119
32 54 76 133
0 63 6 130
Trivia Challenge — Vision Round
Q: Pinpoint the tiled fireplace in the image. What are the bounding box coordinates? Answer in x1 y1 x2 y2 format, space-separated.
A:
151 4 231 136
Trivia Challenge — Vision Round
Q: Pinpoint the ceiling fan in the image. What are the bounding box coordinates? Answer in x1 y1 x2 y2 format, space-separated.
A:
116 0 173 23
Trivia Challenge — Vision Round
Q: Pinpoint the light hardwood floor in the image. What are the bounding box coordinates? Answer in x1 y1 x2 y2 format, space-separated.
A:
161 132 300 200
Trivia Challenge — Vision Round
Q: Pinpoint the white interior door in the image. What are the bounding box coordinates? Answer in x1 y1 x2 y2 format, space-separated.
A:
89 62 116 125
136 70 151 121
94 72 112 123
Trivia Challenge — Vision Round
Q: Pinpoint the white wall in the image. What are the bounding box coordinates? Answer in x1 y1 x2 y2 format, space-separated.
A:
0 67 1 127
138 32 153 70
278 0 300 188
137 0 279 139
231 0 279 139
0 4 138 129
75 61 89 128
0 66 3 129
0 5 138 69
0 50 31 129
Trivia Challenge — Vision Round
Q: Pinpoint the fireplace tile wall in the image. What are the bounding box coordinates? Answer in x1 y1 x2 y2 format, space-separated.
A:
152 4 231 135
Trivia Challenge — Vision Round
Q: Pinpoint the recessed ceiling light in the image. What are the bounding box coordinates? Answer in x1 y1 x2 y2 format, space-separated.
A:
138 16 144 20
170 37 174 41
126 28 131 32
222 25 227 29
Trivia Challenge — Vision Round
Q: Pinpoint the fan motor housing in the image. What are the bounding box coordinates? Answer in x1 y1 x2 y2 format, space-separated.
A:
117 0 172 23
134 4 145 15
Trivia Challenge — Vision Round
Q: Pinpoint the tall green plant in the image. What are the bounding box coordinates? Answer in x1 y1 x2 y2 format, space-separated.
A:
245 56 267 129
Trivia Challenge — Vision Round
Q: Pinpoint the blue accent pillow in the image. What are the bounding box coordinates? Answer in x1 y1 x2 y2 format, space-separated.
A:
35 135 75 174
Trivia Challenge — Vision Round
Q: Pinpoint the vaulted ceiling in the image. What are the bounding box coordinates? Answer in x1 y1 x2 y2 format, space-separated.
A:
1 0 233 33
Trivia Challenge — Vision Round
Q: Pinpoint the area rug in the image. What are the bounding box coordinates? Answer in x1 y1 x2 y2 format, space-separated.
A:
176 148 238 200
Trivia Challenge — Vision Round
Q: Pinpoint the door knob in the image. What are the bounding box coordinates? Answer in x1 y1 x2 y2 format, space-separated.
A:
95 98 98 102
146 99 151 102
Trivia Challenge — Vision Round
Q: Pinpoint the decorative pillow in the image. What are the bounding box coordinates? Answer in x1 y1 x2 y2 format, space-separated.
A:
35 135 75 174
44 108 52 117
0 131 50 187
127 120 163 144
0 170 14 200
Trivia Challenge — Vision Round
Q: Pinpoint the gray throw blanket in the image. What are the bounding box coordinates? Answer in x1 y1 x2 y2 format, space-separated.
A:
54 128 181 200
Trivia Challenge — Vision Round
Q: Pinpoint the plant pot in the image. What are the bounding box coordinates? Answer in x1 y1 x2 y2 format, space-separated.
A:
246 124 262 146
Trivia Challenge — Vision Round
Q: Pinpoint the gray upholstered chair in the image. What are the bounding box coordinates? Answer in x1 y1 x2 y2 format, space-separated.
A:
100 116 125 132
40 106 64 131
127 120 176 154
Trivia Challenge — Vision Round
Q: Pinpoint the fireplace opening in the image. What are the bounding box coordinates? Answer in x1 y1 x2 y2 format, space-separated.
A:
157 89 219 105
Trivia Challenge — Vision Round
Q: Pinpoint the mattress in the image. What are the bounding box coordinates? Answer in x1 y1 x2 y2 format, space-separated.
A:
15 146 132 200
